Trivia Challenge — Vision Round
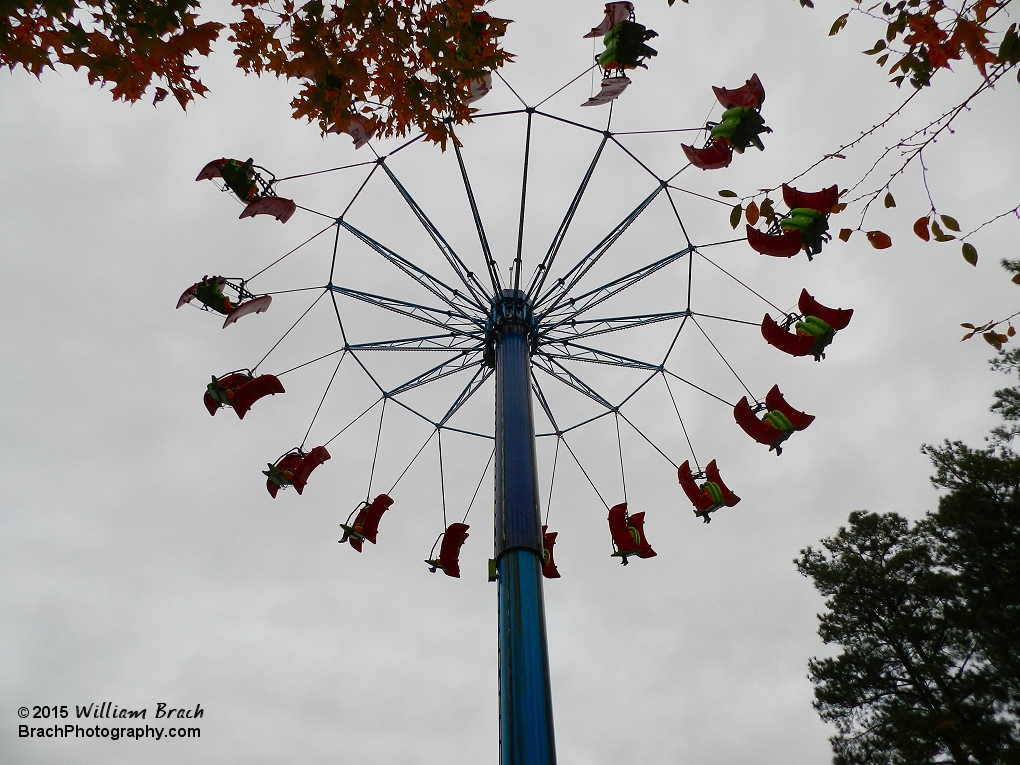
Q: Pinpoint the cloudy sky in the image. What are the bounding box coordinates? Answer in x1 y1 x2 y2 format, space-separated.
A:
2 1 1018 763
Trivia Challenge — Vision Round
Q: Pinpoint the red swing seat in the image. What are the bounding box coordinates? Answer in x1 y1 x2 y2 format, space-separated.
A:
240 196 297 224
681 139 733 170
734 386 814 454
607 503 656 564
223 295 272 328
765 385 814 429
467 73 493 104
762 290 854 360
340 494 394 552
178 280 273 328
197 158 296 223
712 73 765 109
204 373 285 419
541 525 561 579
746 225 802 257
581 75 632 107
291 445 330 494
747 185 840 258
427 523 470 578
678 460 740 520
760 314 816 357
782 184 839 214
327 115 376 149
583 2 634 38
195 159 234 183
684 74 766 169
265 445 331 498
799 289 853 330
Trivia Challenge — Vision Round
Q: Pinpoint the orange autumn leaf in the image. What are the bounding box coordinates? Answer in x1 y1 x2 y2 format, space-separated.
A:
745 200 760 226
1 0 224 109
974 0 998 23
949 17 998 76
867 231 893 249
229 1 514 147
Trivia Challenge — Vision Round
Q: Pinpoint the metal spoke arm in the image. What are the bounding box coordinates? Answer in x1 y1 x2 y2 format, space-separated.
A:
385 349 484 397
347 333 485 352
530 373 562 435
336 218 482 317
534 183 665 316
537 246 694 330
531 354 616 411
438 365 494 427
537 343 663 372
524 134 610 302
452 138 504 295
378 159 491 310
538 311 690 344
327 285 483 334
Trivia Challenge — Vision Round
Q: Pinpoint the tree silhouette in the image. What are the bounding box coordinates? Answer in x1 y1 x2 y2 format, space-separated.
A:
1 0 511 146
797 354 1020 765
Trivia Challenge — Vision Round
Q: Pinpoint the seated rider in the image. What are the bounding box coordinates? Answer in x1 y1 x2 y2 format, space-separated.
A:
762 409 793 432
263 461 295 489
795 314 834 360
599 21 658 70
695 480 724 523
218 158 259 202
795 315 832 338
206 375 237 407
780 208 830 256
710 107 769 153
194 277 236 315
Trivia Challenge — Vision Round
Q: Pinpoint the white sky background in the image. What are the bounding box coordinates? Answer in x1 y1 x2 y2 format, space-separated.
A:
2 1 1018 763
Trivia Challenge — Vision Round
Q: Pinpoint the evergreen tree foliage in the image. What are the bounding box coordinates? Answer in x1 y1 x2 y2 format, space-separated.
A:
796 358 1020 765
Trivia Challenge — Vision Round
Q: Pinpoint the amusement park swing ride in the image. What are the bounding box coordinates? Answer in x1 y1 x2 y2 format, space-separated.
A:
178 3 853 762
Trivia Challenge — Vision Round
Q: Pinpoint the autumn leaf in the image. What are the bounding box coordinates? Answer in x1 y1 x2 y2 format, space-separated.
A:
974 0 998 24
983 331 1007 349
729 203 743 229
940 214 960 232
867 230 893 249
830 13 849 36
962 242 978 265
839 228 853 241
904 13 949 51
926 42 959 70
718 190 738 198
1 0 225 110
931 220 955 242
884 192 896 208
745 200 760 226
1000 24 1020 64
227 1 513 147
950 17 998 77
913 217 930 241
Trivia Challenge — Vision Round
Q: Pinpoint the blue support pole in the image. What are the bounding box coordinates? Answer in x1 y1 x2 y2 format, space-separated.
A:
492 290 556 765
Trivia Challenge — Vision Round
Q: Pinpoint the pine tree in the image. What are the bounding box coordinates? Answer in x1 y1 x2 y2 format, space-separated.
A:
796 357 1020 765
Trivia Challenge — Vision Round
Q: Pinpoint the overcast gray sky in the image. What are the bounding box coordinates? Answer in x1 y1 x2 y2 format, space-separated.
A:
2 1 1018 763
